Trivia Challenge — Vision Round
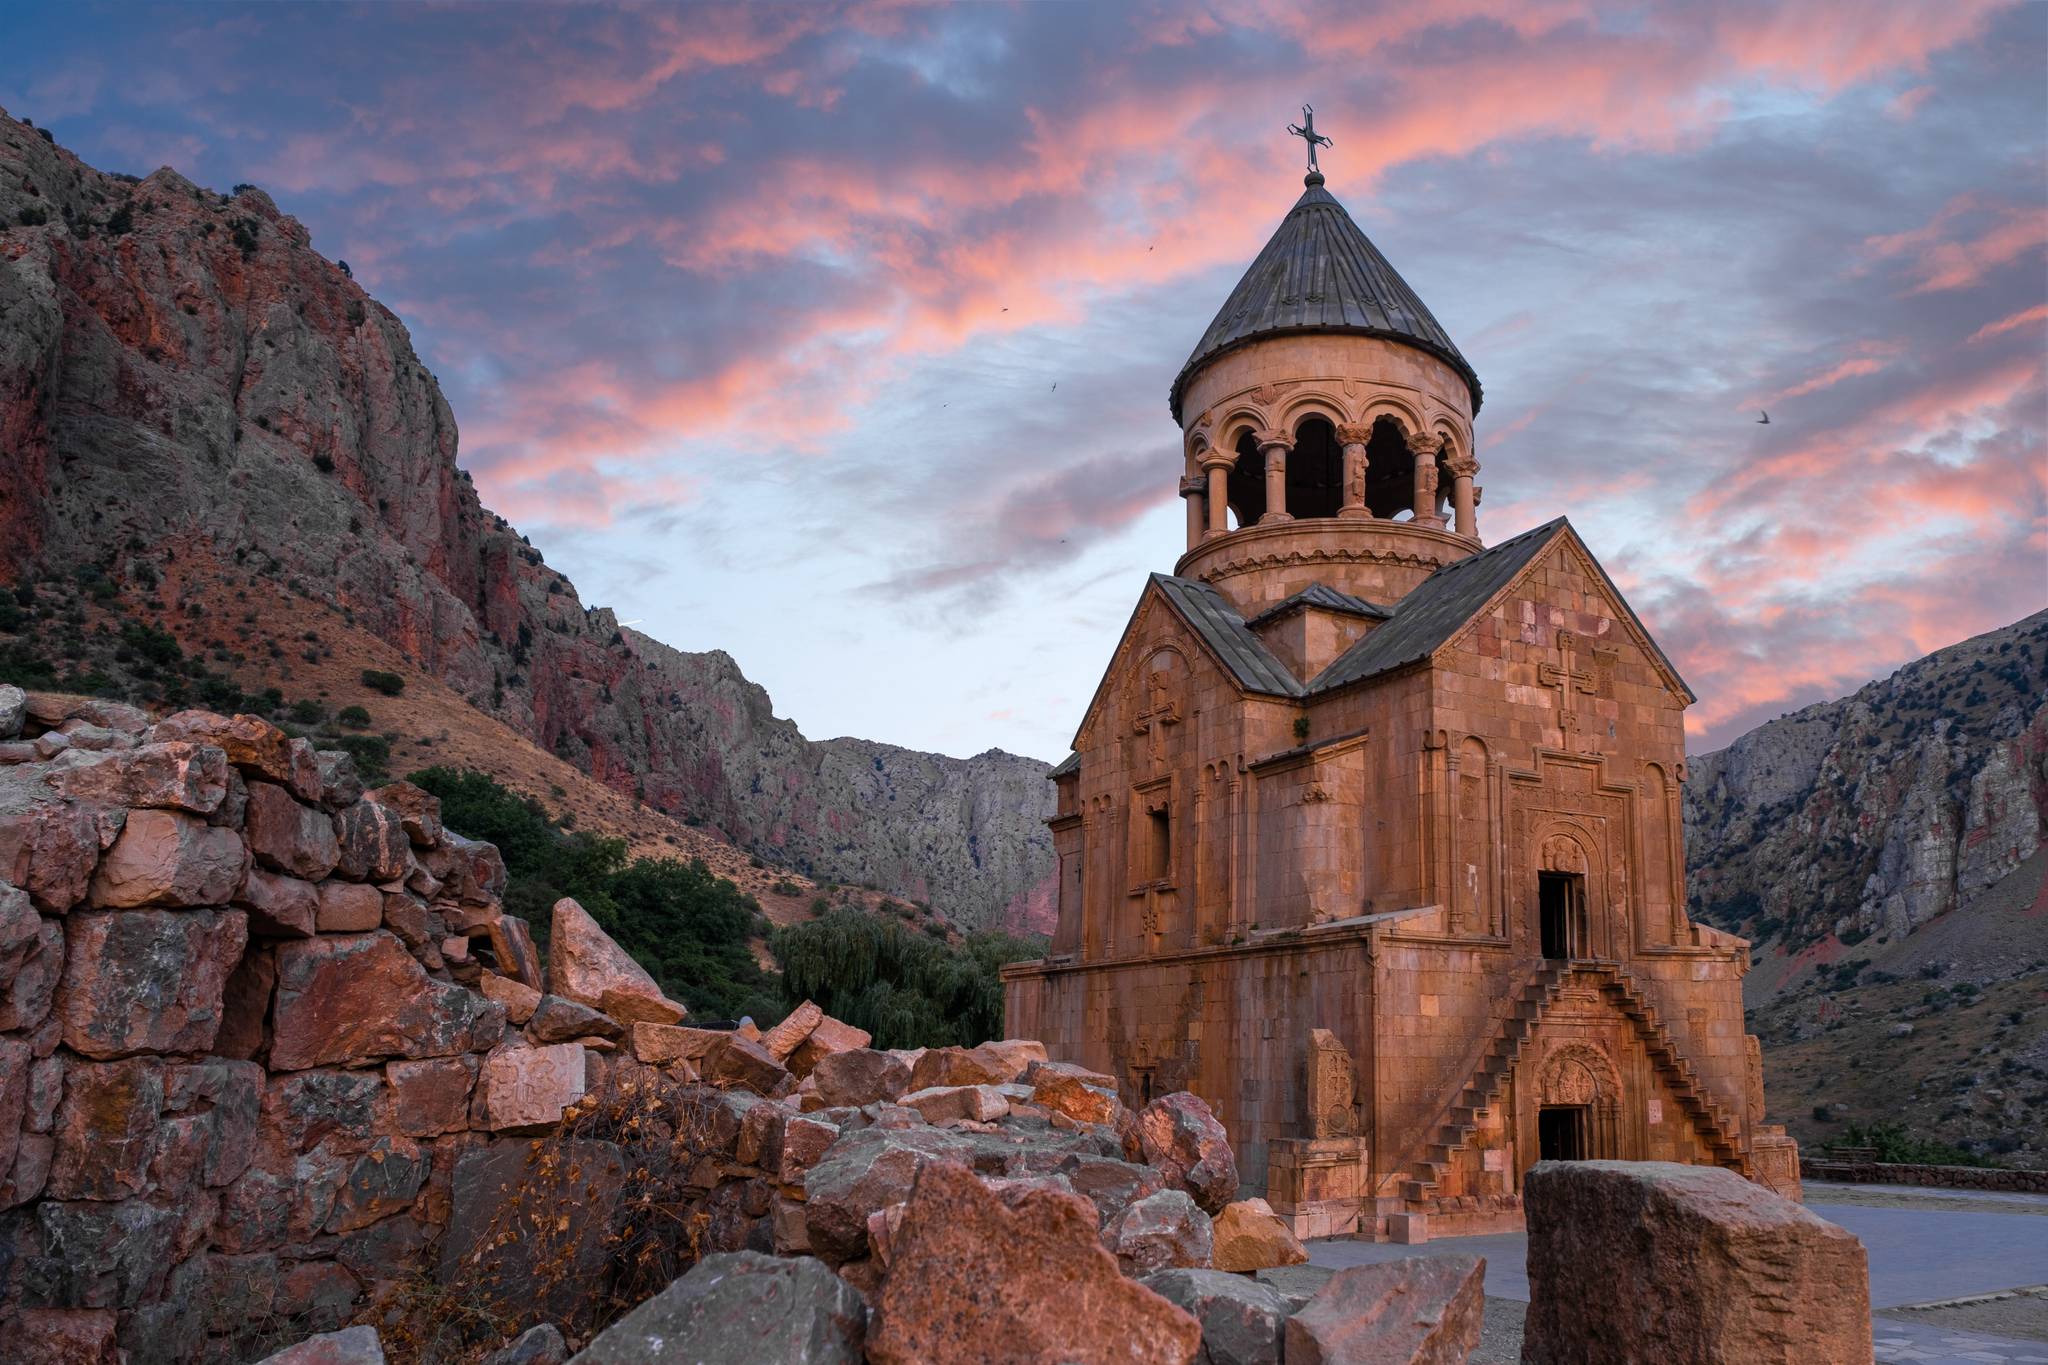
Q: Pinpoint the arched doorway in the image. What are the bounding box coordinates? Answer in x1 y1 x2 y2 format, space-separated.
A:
1534 1045 1622 1164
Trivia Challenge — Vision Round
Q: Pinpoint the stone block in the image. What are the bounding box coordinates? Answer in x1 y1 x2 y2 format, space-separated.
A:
51 742 229 814
547 896 682 1023
386 1056 478 1137
863 1158 1200 1365
1137 1092 1239 1214
574 1250 865 1365
527 993 622 1044
1210 1197 1309 1273
0 914 63 1031
316 881 385 933
333 800 408 883
482 972 542 1025
476 1042 587 1133
244 782 340 881
1142 1268 1291 1365
368 782 443 846
1521 1160 1870 1365
441 1138 625 1329
1109 1189 1214 1276
88 809 247 909
1284 1255 1485 1365
807 1048 911 1109
58 909 247 1059
236 868 321 937
253 1324 386 1364
897 1084 1009 1125
270 931 504 1071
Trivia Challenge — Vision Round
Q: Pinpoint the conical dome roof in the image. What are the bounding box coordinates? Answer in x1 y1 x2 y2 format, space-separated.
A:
1169 173 1482 421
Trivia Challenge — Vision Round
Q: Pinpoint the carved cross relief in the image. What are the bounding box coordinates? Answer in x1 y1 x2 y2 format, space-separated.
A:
1131 665 1181 773
1541 629 1606 749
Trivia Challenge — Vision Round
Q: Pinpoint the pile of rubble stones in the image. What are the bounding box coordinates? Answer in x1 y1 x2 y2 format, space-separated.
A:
0 691 1495 1365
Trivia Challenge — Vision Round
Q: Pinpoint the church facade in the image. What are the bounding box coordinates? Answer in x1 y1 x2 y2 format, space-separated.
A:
1001 162 1800 1241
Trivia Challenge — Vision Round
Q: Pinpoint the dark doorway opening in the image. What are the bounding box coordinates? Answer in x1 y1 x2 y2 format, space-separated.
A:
1287 417 1343 518
1538 871 1580 960
1226 430 1266 527
1364 416 1416 519
1538 1105 1589 1161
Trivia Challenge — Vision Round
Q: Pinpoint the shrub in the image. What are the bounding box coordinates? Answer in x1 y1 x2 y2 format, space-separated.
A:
16 205 48 227
337 704 372 728
322 734 391 783
772 907 1045 1049
361 668 405 696
289 699 325 725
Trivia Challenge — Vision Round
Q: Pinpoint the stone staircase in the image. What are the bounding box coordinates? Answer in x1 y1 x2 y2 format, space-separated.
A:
1394 958 1745 1213
1581 960 1746 1171
1396 961 1570 1207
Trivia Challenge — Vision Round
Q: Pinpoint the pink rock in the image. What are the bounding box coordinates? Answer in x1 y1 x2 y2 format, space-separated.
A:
58 908 248 1058
899 1084 1010 1125
0 916 63 1031
477 1042 588 1132
369 782 443 846
487 913 542 988
284 737 325 803
1522 1160 1869 1365
444 831 507 904
865 1158 1201 1365
1136 1092 1240 1214
50 741 230 813
700 1033 792 1095
270 931 505 1071
47 1056 167 1199
379 890 432 946
787 1014 874 1078
481 971 542 1025
10 1309 121 1364
88 808 248 909
316 881 384 933
154 1058 261 1193
326 1134 429 1232
967 1038 1048 1084
1108 1190 1214 1276
0 1035 28 1179
245 781 342 880
1 1132 54 1210
152 711 297 785
808 1048 912 1109
0 878 39 976
1285 1256 1486 1365
235 867 320 937
0 800 104 912
1210 1197 1309 1272
315 750 364 810
760 999 824 1061
257 1322 384 1364
548 896 683 1022
333 800 408 882
386 1056 478 1137
1030 1063 1125 1128
909 1045 1007 1092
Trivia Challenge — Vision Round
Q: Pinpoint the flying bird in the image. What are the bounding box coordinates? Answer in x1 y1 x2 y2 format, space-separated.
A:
1756 410 1770 424
1051 382 1058 392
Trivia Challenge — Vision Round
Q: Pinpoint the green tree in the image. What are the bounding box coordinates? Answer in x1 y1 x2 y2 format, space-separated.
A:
772 908 1044 1049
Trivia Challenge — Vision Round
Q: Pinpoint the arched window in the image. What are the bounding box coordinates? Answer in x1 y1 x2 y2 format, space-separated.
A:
1288 416 1342 519
1226 430 1267 527
1365 416 1413 519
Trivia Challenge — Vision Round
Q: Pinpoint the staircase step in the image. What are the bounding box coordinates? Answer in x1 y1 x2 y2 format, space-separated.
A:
1401 1180 1432 1200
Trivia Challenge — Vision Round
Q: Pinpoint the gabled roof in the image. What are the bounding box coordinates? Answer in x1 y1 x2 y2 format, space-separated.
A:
1150 574 1305 698
1245 583 1392 629
1306 518 1695 702
1047 752 1079 780
1170 173 1482 422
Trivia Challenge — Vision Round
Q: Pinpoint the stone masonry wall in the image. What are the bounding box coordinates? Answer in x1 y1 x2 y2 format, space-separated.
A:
0 688 575 1362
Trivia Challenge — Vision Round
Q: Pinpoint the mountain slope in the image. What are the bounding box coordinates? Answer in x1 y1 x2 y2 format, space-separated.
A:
1684 608 2048 996
0 107 1056 930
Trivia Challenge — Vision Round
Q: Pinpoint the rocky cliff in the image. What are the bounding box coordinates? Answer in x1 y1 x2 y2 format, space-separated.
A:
1684 609 2048 982
0 109 1055 933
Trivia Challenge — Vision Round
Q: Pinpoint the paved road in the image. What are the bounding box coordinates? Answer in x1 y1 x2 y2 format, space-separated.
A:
1306 1184 2048 1364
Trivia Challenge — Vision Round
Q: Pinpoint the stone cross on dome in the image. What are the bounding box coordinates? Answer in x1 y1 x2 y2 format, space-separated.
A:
1286 104 1332 179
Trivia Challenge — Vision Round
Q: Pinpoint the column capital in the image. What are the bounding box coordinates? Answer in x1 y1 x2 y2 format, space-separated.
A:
1405 428 1444 459
1179 474 1206 497
1199 451 1237 472
1445 454 1479 478
1254 428 1293 454
1333 422 1374 446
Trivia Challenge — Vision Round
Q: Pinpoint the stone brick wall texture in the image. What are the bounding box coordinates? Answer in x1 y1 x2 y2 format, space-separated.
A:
1800 1158 2048 1194
0 689 544 1360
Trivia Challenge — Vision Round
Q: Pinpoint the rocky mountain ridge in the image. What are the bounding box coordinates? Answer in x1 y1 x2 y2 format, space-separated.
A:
0 109 1055 933
1684 609 2048 996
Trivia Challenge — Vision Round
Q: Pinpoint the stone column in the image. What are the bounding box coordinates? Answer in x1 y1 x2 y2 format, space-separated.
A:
1408 430 1445 528
1447 455 1479 538
1335 422 1372 520
1202 457 1232 539
1180 474 1206 550
1258 431 1293 524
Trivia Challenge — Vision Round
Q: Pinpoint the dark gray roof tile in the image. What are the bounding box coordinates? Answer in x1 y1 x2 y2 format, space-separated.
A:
1246 583 1393 628
1151 573 1305 697
1171 175 1482 421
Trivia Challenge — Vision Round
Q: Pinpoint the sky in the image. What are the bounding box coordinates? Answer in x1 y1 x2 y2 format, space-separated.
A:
5 2 2044 763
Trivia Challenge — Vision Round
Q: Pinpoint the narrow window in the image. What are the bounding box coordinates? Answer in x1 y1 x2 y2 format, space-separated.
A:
1149 805 1172 882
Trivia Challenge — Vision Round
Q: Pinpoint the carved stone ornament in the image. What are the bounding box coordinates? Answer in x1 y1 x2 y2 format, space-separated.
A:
1307 1028 1357 1137
1333 422 1373 446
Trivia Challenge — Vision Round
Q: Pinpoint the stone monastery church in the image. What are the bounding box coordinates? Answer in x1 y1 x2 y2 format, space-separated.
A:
1002 154 1801 1242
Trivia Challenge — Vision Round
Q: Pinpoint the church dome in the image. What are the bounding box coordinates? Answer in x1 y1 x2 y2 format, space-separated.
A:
1169 173 1482 422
